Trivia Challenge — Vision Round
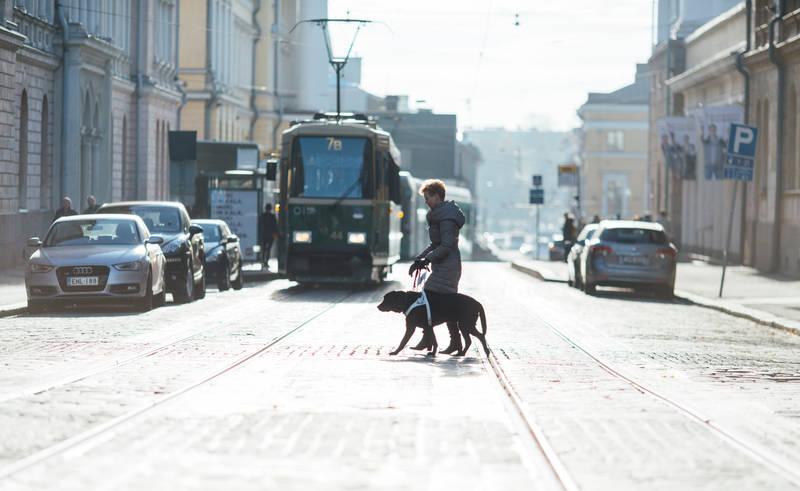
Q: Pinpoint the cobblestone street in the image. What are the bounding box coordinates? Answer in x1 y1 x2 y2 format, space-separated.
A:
2 263 800 490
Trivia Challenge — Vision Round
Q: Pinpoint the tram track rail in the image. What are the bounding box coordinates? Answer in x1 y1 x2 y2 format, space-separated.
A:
0 287 355 480
480 348 579 491
0 283 307 404
490 277 800 488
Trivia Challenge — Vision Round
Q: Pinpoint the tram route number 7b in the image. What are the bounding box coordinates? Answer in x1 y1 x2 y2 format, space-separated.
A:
327 137 343 151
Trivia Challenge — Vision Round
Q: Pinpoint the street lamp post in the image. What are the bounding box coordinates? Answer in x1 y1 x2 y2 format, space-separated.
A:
291 18 373 120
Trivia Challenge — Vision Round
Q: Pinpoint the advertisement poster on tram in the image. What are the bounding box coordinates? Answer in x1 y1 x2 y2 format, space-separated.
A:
210 189 259 261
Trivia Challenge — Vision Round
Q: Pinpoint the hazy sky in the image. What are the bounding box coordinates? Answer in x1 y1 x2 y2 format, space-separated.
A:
327 1 654 131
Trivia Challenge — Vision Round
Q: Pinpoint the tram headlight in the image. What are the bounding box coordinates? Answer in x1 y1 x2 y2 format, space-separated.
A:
293 231 312 243
347 232 367 245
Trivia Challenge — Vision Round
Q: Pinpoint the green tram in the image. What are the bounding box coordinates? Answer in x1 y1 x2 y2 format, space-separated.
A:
277 114 403 284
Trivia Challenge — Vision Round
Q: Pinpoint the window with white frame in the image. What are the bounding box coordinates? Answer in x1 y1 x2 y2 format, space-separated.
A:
607 130 624 151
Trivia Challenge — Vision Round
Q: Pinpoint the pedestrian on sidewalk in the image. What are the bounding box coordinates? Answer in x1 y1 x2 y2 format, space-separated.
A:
562 212 577 262
52 197 77 222
82 195 101 214
260 203 279 269
408 179 466 355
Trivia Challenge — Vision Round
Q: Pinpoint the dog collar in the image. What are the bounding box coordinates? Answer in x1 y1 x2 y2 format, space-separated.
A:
404 290 432 327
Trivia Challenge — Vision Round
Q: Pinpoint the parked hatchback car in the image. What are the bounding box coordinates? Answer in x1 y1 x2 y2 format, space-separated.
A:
567 223 599 288
580 220 677 297
192 219 244 291
98 201 205 303
25 215 167 312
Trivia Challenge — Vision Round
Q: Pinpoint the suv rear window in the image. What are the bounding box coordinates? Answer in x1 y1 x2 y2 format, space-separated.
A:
599 228 668 245
100 206 182 234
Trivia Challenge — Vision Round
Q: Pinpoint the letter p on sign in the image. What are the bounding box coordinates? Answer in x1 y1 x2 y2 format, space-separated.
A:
733 126 754 154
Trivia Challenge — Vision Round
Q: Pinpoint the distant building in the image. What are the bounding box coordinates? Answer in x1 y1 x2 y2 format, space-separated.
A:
373 110 458 181
466 129 573 237
577 65 650 221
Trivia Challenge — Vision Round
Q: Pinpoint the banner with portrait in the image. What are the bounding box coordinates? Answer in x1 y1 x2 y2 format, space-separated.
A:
691 105 744 181
656 116 697 180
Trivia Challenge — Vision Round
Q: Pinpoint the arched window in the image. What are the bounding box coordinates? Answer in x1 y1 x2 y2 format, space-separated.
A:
18 90 29 210
40 95 49 209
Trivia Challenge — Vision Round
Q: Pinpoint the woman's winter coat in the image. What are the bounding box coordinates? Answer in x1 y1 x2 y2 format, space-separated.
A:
416 200 466 293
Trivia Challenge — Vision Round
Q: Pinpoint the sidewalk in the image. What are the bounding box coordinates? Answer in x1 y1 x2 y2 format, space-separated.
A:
0 265 28 316
511 258 800 335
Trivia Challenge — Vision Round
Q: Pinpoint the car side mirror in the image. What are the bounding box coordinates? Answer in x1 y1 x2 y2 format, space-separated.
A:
227 235 238 244
577 240 585 246
27 237 42 247
146 236 164 245
188 225 203 236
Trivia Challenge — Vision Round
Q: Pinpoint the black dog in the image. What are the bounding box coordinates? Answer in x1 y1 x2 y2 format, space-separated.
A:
377 290 489 356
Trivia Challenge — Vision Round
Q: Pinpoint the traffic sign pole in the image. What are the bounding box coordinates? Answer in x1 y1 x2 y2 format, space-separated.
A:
719 181 738 297
535 204 540 260
719 123 757 297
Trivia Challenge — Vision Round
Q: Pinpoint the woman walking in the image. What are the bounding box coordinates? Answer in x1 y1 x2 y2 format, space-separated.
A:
408 179 466 354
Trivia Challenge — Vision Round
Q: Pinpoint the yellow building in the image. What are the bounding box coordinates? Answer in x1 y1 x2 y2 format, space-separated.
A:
178 0 301 150
577 65 650 221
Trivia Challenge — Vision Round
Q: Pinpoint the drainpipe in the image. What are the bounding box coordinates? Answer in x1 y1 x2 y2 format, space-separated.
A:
204 0 220 140
271 0 283 151
175 0 186 129
134 0 146 199
735 0 752 263
56 2 69 204
768 0 785 272
249 0 261 141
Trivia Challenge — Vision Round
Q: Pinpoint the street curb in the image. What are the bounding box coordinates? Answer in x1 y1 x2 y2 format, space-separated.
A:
0 303 27 318
512 260 800 336
675 290 800 336
510 262 568 283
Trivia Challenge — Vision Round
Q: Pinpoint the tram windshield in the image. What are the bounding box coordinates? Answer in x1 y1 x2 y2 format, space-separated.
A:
291 136 373 199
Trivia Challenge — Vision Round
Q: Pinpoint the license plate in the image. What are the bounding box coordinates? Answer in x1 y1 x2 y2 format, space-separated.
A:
67 276 99 286
620 255 648 266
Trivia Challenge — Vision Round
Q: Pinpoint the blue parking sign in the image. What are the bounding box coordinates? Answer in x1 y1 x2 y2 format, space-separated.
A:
725 124 758 181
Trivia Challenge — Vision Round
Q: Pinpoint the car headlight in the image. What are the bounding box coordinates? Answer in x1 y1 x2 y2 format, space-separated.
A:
114 261 143 271
29 263 53 273
347 232 367 245
293 231 312 243
161 239 183 255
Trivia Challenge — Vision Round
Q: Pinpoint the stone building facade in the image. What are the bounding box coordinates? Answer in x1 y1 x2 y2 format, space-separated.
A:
577 65 650 221
0 0 181 268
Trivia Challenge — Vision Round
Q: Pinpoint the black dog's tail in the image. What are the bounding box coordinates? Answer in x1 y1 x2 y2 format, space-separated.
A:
479 304 487 335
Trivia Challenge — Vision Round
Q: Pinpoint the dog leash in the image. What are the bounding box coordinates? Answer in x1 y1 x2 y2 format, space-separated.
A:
407 266 432 327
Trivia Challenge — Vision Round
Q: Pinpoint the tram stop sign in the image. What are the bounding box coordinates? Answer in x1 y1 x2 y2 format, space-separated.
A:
725 123 758 181
529 188 544 205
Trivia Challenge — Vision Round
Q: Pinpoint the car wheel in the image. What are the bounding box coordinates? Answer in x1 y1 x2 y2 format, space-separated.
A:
232 260 244 290
194 269 206 300
154 278 166 307
138 272 154 312
218 258 231 291
583 280 596 295
660 284 674 299
173 260 195 304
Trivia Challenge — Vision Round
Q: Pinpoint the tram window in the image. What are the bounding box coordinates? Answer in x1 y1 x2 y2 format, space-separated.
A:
291 137 373 199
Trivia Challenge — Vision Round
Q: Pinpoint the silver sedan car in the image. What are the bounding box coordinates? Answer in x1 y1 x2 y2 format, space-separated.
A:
579 220 677 297
25 214 167 312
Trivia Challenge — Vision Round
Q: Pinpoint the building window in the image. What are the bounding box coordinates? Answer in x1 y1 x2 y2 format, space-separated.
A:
41 95 49 209
607 131 624 151
18 90 29 210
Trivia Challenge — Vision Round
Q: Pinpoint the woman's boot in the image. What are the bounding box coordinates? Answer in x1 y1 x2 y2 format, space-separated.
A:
439 322 463 354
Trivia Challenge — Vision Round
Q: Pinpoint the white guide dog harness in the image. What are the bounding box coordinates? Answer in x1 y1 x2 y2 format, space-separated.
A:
406 269 432 327
405 290 432 327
